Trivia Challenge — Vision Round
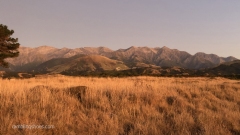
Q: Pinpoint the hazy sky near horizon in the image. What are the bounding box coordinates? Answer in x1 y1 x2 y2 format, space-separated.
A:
1 0 240 58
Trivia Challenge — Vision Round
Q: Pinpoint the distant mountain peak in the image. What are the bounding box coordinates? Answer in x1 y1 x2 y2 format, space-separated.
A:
195 52 205 55
129 46 138 49
194 52 217 56
98 46 108 49
226 56 237 59
97 46 113 52
36 45 56 49
161 46 170 50
125 46 138 51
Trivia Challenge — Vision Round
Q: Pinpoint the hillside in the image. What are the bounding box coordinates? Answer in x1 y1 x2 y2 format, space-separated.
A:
34 54 129 74
206 60 240 76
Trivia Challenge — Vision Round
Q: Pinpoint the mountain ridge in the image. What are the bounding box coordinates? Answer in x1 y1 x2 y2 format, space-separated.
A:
3 46 238 72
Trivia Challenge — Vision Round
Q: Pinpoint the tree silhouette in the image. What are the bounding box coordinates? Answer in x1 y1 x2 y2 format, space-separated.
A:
0 24 20 67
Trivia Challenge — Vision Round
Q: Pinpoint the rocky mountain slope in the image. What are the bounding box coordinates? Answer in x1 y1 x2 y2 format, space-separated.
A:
3 46 238 72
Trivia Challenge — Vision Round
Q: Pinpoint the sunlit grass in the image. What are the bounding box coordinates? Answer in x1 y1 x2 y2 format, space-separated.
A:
0 75 240 134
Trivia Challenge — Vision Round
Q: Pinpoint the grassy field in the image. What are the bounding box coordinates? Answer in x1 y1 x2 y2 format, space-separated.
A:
0 75 240 135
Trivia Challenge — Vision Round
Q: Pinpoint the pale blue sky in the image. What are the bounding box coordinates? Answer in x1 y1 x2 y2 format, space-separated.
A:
0 0 239 58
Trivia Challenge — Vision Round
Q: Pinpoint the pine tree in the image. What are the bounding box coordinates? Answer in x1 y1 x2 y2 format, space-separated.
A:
0 24 20 67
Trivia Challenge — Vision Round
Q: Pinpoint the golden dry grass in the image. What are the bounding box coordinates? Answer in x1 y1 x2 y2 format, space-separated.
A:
0 75 240 135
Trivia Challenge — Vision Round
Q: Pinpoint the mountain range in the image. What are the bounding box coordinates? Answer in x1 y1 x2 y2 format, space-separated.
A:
1 46 238 75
